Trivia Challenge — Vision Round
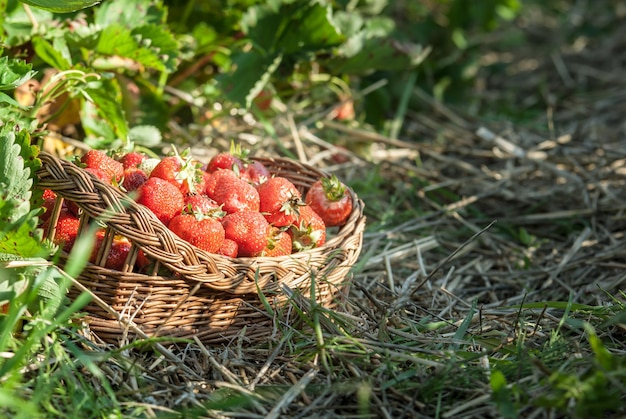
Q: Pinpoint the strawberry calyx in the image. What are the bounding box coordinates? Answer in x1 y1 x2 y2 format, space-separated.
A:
321 175 347 202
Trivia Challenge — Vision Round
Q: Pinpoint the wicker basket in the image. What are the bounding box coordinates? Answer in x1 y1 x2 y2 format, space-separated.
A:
36 151 365 344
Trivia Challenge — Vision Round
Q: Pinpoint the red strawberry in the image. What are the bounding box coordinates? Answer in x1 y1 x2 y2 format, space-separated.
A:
183 194 224 218
211 176 260 214
150 150 204 195
85 167 113 184
106 236 132 271
240 160 270 185
81 149 124 183
169 213 225 253
206 142 247 173
262 227 292 257
136 177 185 226
305 175 353 227
204 169 239 197
43 209 80 252
290 205 326 251
217 238 238 258
257 176 302 227
39 189 59 222
136 249 152 271
122 167 149 192
221 210 271 257
90 232 131 271
119 151 146 169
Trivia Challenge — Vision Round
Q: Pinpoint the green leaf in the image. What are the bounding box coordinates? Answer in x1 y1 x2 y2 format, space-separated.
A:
17 0 101 13
95 23 179 72
0 56 37 91
0 129 33 221
217 51 282 109
330 36 430 75
31 37 71 70
274 3 344 55
128 125 162 147
453 299 477 342
243 2 344 54
490 370 518 419
0 128 47 258
0 91 23 107
94 0 165 27
83 78 129 142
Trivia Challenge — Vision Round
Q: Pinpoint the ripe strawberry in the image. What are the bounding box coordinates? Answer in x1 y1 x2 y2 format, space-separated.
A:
290 204 326 251
305 175 353 227
119 151 146 169
211 175 260 214
91 232 132 271
43 209 80 252
204 169 239 197
217 238 238 258
106 236 132 270
240 160 270 185
183 194 224 218
85 167 113 184
136 177 185 226
221 210 271 257
136 249 152 271
169 213 225 253
206 142 247 173
121 167 148 192
257 176 302 227
150 151 204 195
80 149 124 183
39 189 59 222
262 227 292 257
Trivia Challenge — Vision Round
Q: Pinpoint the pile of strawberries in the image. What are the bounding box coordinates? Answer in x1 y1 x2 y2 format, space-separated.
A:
39 145 354 271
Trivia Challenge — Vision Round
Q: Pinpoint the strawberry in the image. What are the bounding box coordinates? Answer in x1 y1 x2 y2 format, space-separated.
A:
136 177 185 226
106 236 132 270
289 204 326 251
121 167 148 192
91 232 132 271
217 238 238 258
149 151 204 195
204 169 239 197
80 149 124 183
169 213 225 253
138 157 161 177
183 194 224 218
119 151 146 169
211 175 260 214
221 210 271 257
43 209 80 252
262 227 292 257
206 142 247 173
85 167 113 184
257 176 302 227
39 189 59 222
240 160 270 185
305 175 353 227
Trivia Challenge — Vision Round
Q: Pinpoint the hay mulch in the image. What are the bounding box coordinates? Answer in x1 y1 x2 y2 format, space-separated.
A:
62 3 626 418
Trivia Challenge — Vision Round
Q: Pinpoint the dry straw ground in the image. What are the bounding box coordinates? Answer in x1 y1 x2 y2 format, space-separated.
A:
63 3 626 418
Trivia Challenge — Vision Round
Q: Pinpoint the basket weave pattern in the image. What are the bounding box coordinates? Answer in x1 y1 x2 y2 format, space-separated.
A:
37 151 365 343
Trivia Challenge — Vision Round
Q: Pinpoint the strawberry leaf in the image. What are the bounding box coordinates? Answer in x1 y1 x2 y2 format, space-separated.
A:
0 56 37 91
217 52 282 109
83 78 129 143
95 23 179 73
17 0 101 13
0 126 48 258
